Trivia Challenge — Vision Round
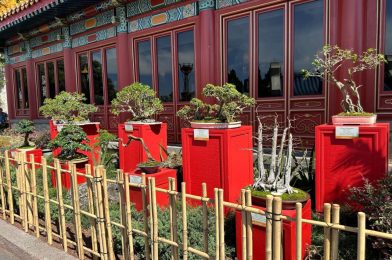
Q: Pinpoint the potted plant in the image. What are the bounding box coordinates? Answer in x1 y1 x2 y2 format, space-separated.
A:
302 45 386 124
112 82 167 173
177 83 255 129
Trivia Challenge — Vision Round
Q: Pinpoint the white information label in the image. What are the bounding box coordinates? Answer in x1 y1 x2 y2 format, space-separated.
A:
194 129 209 141
335 126 359 139
129 175 142 184
251 213 267 224
124 124 134 132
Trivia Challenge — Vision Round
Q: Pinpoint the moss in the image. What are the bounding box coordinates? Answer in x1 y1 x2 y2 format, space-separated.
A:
251 188 309 201
192 118 224 123
337 112 374 116
138 160 161 167
17 145 36 149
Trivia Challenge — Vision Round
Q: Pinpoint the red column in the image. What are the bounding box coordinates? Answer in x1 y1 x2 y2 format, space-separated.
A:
4 64 15 119
117 32 132 89
64 47 76 92
26 59 38 119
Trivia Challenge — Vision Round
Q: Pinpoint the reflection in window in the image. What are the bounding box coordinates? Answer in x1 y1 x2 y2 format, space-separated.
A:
157 36 173 102
293 0 323 96
385 0 392 91
178 30 195 101
258 9 284 98
106 48 118 102
227 17 250 94
138 40 153 87
22 68 29 108
92 51 104 105
38 64 46 105
15 70 22 109
57 60 65 93
79 54 90 103
48 62 56 98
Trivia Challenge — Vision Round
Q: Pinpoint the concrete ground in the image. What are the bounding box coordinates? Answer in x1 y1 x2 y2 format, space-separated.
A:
0 219 76 260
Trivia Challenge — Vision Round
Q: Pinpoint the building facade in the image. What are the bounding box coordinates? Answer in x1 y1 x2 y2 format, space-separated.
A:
0 0 391 145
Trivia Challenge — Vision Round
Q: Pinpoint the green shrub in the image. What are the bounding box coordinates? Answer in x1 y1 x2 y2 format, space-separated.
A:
15 119 35 148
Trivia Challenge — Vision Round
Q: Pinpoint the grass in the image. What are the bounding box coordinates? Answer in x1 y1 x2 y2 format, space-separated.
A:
251 187 309 201
337 112 374 116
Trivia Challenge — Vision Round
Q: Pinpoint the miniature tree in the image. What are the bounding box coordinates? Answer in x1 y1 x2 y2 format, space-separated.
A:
93 129 117 166
39 91 97 123
15 119 35 148
177 83 255 123
302 45 386 115
253 115 307 195
48 124 90 161
111 82 164 121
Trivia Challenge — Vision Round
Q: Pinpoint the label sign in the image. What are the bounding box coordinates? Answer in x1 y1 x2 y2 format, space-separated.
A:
251 213 267 225
130 175 142 184
194 129 209 141
124 124 133 132
335 126 359 139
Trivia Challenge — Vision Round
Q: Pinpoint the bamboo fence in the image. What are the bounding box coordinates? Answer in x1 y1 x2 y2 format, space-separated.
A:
0 150 391 260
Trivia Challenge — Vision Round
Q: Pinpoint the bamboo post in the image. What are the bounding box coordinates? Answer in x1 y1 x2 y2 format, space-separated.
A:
169 178 178 260
182 182 188 260
323 203 332 260
123 170 135 260
15 153 24 229
202 182 208 256
272 197 282 260
0 160 6 220
22 152 32 230
117 170 127 258
295 202 302 260
141 173 150 260
245 190 252 260
20 152 28 233
70 164 84 259
101 167 115 260
149 178 159 259
241 190 247 260
93 166 107 259
86 165 98 259
30 154 39 238
218 189 225 260
357 212 366 260
54 158 68 252
265 195 273 260
331 204 340 260
41 157 52 245
4 151 14 223
214 188 219 259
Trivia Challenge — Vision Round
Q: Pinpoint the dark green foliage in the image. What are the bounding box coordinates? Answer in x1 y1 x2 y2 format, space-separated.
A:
48 124 90 161
15 119 35 147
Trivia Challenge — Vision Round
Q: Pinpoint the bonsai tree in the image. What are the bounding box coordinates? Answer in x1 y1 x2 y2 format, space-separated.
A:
39 91 97 123
32 130 51 150
93 129 118 166
111 82 164 122
15 119 35 148
48 124 90 161
302 45 386 115
177 83 255 123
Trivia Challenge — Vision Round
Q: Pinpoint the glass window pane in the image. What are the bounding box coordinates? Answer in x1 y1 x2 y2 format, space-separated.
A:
137 40 153 87
178 30 195 102
384 0 392 91
15 70 22 109
157 36 173 102
57 60 65 93
48 62 56 98
38 64 46 105
92 51 104 105
22 68 29 108
258 10 284 98
293 0 323 96
79 54 90 104
227 17 250 94
106 48 118 102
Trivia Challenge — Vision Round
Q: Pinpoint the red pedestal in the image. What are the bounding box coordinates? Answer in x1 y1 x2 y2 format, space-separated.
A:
128 168 176 211
315 123 389 212
235 200 312 260
181 126 253 203
118 123 167 173
51 161 88 189
10 148 42 169
49 120 100 166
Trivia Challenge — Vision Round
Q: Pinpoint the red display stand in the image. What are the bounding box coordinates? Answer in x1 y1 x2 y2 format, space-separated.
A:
118 123 167 173
315 123 389 212
128 168 176 211
235 200 312 260
11 148 42 169
51 161 87 189
181 126 253 203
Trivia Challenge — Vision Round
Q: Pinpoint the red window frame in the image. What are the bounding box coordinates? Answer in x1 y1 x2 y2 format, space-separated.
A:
13 66 29 111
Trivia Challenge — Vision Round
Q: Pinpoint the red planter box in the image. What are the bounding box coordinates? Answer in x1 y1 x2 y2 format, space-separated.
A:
118 123 167 173
315 123 389 212
235 200 312 260
49 120 100 167
51 160 88 189
10 148 42 168
128 168 176 211
181 126 253 203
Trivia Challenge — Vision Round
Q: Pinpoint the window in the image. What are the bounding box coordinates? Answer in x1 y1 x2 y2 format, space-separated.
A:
14 67 29 109
385 0 392 91
36 59 65 105
78 47 118 105
135 28 196 103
